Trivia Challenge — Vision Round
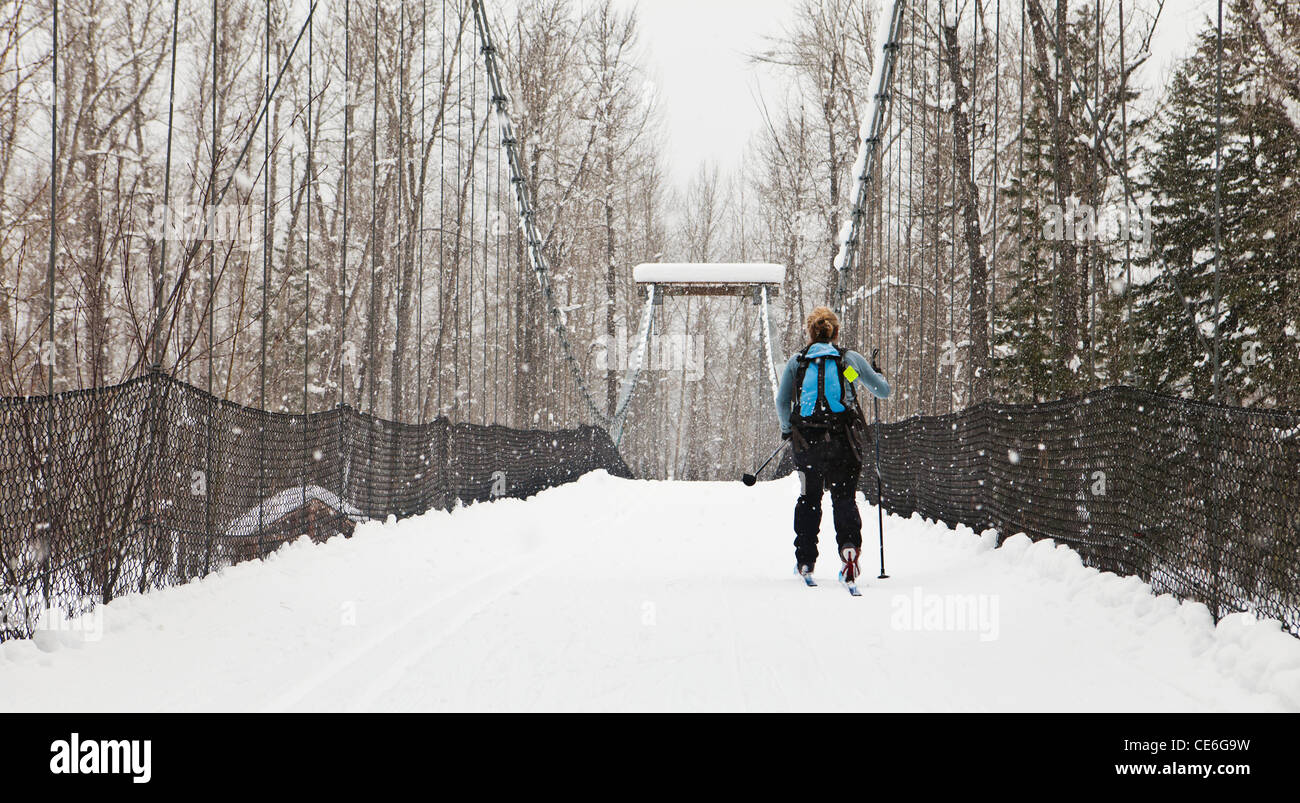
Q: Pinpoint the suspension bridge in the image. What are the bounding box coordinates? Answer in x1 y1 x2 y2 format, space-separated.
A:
1 0 1299 710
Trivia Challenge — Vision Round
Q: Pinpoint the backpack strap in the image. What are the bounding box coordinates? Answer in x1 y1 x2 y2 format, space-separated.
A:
815 353 829 413
790 344 813 423
836 345 864 412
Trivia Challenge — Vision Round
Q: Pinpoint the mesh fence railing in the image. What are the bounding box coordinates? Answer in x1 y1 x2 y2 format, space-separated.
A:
0 372 631 640
851 385 1300 634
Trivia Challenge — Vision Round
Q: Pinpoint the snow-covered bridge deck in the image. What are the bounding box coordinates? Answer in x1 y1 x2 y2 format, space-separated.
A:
2 473 1297 712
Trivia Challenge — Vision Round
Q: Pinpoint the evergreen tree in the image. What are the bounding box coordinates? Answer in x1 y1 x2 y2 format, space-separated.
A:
1129 17 1300 407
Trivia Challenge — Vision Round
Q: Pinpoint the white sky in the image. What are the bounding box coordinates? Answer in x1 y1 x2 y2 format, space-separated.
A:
610 0 1211 194
611 0 798 189
1144 0 1219 90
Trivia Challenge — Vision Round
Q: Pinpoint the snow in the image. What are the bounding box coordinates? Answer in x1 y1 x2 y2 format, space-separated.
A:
632 262 784 285
223 485 364 537
2 471 1298 712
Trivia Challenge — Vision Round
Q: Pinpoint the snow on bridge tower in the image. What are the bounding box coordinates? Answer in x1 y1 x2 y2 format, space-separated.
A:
610 263 786 446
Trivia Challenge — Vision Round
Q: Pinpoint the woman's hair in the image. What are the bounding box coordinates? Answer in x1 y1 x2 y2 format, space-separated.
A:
806 306 839 344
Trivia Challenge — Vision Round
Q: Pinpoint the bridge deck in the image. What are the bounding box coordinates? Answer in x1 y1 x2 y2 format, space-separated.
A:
1 473 1295 712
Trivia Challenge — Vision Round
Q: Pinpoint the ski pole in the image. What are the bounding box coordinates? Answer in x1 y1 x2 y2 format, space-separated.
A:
872 349 889 579
742 441 789 486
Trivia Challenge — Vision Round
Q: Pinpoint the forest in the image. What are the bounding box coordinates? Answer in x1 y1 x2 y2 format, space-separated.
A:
1 0 1297 481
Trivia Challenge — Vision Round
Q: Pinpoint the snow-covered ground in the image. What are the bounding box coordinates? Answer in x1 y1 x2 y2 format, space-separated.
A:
3 471 1299 712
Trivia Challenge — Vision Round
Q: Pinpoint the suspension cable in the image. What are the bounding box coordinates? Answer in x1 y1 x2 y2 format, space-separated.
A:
759 286 781 408
832 0 908 317
611 285 656 445
470 0 610 426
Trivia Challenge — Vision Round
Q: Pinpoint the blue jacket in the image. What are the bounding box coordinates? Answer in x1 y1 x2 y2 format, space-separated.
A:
776 343 890 434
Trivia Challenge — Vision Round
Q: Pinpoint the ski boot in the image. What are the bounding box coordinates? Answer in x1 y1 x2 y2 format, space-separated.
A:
795 564 817 587
839 546 862 596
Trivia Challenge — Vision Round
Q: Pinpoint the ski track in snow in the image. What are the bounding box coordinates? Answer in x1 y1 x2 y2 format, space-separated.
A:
3 471 1299 712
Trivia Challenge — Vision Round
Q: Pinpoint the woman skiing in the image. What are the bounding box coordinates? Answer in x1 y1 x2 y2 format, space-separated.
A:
775 306 890 589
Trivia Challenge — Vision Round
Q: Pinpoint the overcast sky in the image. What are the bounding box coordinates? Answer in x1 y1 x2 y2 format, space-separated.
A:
610 0 1213 194
610 0 797 189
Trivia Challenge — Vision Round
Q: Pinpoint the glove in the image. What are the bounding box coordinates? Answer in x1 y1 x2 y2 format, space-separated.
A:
781 431 791 440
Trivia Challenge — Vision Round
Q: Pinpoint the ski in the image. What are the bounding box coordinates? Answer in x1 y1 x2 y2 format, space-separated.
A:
843 581 862 596
803 574 818 587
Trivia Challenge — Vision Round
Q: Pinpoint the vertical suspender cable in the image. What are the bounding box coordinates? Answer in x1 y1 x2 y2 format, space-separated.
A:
341 0 350 409
483 64 491 425
902 3 916 418
453 10 461 420
1089 0 1100 382
417 0 427 420
931 0 942 410
45 0 58 599
368 0 379 505
494 114 503 423
918 0 929 416
138 1 318 383
304 0 314 501
1209 0 1227 617
203 0 218 574
437 0 446 416
339 0 352 511
968 0 979 403
370 0 379 416
1211 0 1223 402
1118 0 1131 383
259 0 270 544
396 1 406 420
469 32 477 424
1017 0 1026 396
143 0 177 586
48 1 57 397
991 0 1001 376
156 0 180 371
883 43 894 394
967 0 979 406
951 0 961 413
759 286 781 410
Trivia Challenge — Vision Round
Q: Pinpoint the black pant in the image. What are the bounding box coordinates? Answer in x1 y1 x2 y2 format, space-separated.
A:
791 430 862 570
